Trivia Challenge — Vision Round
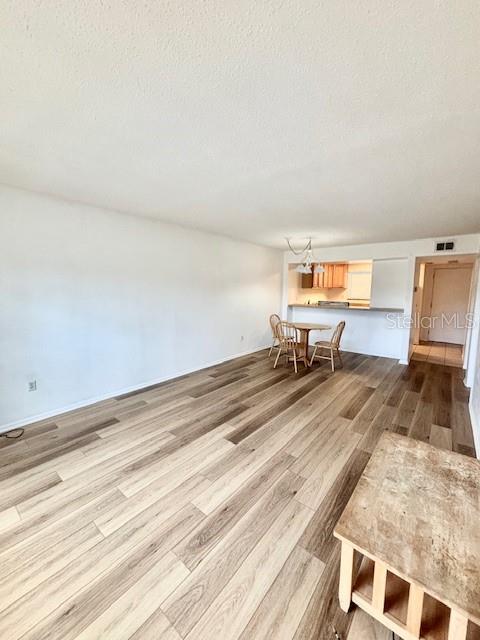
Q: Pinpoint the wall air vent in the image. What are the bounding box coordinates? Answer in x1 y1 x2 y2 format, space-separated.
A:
434 239 455 252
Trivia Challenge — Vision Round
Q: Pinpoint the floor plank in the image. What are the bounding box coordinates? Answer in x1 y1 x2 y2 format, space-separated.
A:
238 546 324 640
163 470 305 636
14 505 203 640
73 552 188 640
183 498 314 640
347 609 391 639
174 450 294 570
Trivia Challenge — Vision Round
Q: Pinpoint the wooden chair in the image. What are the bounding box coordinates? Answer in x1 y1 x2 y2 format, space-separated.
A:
268 314 281 357
309 321 345 372
274 321 303 373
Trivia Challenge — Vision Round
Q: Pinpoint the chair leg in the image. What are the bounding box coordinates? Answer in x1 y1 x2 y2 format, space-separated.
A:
309 345 317 366
274 347 282 368
293 349 298 373
269 340 274 357
330 348 335 372
336 347 343 368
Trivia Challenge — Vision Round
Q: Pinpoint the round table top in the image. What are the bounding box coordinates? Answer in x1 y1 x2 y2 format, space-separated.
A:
291 322 332 331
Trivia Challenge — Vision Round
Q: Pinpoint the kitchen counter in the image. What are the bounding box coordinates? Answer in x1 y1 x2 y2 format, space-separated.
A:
288 304 404 313
287 303 407 361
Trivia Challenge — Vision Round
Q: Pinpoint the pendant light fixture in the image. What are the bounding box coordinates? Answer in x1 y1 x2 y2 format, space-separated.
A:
286 238 325 274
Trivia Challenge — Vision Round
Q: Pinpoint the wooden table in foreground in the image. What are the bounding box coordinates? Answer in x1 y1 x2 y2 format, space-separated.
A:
334 432 480 640
290 321 331 367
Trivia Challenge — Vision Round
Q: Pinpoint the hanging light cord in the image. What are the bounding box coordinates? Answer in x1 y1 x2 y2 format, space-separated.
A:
286 237 312 257
1 428 24 440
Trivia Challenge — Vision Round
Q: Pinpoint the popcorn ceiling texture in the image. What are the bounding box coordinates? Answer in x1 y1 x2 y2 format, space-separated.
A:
1 1 480 247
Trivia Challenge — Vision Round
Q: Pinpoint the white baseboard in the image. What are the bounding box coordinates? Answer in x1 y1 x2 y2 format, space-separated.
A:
340 346 404 361
0 345 409 435
0 344 270 434
469 400 480 459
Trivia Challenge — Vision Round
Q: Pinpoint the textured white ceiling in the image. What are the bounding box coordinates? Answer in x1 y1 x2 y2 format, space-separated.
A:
2 1 480 248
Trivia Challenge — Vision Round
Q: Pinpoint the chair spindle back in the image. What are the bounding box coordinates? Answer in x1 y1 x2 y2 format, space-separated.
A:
331 321 346 348
269 314 281 339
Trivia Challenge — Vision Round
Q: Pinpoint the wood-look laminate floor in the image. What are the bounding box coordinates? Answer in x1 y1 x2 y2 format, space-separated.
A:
0 349 476 640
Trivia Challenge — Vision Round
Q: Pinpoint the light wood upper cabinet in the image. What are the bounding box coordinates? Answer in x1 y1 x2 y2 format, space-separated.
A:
320 263 347 289
312 265 325 288
331 263 348 288
301 263 348 289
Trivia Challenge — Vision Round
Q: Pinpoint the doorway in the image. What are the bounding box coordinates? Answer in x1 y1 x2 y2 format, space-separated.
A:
411 256 476 368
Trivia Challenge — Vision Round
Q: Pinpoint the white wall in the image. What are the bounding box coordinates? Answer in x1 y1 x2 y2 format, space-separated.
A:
410 262 425 347
470 338 480 455
468 260 480 455
0 186 282 431
370 258 409 310
419 264 436 342
465 259 480 388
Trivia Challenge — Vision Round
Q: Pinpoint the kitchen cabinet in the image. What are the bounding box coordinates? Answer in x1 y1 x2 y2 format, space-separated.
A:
312 265 325 288
301 271 314 288
302 263 347 289
331 264 348 288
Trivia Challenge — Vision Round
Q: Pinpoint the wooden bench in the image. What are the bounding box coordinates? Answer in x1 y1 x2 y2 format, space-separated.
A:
334 432 480 639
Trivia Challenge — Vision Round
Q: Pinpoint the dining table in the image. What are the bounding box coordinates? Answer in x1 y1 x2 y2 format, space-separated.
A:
290 321 332 367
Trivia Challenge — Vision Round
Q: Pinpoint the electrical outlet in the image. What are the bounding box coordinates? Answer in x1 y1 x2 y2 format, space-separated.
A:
28 380 37 392
240 335 244 341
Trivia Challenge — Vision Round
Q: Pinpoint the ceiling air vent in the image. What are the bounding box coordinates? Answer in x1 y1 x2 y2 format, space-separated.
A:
435 239 455 252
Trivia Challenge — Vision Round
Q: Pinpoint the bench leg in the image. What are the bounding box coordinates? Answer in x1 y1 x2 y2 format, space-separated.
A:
339 542 354 612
